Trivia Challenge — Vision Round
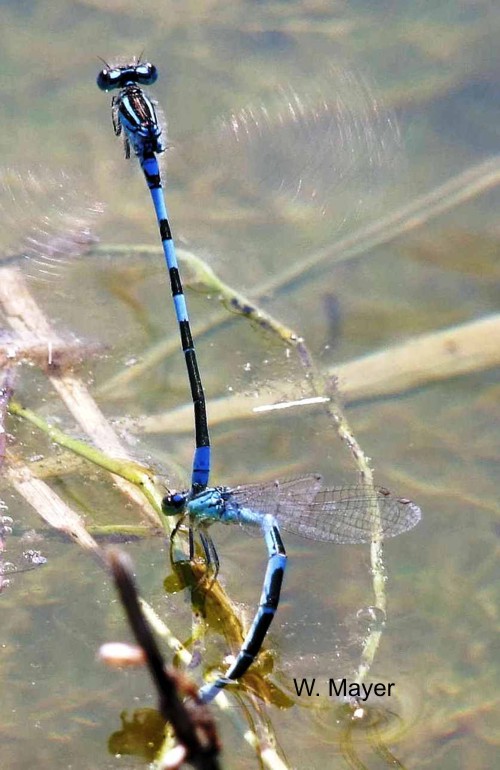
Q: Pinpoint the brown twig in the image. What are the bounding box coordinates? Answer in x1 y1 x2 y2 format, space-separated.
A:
107 548 222 770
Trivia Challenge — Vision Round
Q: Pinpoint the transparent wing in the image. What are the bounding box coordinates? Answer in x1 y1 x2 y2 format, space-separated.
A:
275 485 421 543
227 475 323 537
0 167 103 282
225 478 421 543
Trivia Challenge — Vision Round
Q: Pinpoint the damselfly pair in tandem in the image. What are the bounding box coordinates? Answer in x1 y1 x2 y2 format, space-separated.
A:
97 59 421 704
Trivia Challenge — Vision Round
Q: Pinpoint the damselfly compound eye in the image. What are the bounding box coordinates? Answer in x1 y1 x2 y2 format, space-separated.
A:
162 492 187 514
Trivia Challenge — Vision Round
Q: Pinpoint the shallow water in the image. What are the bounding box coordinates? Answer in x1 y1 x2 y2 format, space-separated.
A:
0 1 499 768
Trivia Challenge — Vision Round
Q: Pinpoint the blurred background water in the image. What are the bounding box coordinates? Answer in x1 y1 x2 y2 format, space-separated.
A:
0 1 499 768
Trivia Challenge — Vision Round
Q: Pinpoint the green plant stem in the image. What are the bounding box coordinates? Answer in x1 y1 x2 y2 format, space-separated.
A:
8 400 166 524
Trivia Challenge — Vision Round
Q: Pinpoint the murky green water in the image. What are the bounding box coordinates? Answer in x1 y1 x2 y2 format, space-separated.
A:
0 1 499 768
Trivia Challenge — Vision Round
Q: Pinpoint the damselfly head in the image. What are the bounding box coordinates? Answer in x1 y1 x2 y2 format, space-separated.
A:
162 491 188 515
96 61 158 92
